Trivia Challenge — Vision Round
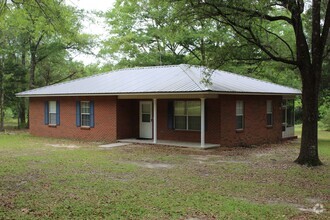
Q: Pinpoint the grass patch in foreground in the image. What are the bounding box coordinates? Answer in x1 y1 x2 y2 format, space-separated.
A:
0 132 329 219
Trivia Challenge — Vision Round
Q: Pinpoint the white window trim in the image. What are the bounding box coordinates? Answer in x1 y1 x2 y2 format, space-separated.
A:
236 100 244 130
80 101 90 127
266 100 273 126
174 101 201 131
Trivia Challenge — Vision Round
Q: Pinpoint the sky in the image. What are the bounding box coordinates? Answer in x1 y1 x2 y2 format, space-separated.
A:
67 0 116 12
66 0 117 64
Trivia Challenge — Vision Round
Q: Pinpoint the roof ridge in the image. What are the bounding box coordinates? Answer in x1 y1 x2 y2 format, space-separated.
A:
179 64 208 91
111 64 182 72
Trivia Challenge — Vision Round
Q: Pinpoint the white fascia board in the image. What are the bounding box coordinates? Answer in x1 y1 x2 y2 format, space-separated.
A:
16 91 301 98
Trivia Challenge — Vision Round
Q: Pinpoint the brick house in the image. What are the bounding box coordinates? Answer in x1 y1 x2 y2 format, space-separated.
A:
17 65 300 148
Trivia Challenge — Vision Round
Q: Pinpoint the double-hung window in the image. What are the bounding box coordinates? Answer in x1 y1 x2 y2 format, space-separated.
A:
76 101 94 128
266 100 273 126
81 101 91 127
236 100 244 130
44 101 60 126
174 101 201 131
48 101 57 125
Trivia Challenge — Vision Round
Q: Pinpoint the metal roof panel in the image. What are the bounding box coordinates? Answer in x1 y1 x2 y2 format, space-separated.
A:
17 64 301 97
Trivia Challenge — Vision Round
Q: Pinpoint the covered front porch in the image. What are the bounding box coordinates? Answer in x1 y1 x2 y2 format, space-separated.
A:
116 93 220 148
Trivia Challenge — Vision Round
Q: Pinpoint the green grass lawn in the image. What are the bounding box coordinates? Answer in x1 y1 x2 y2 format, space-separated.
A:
0 129 329 219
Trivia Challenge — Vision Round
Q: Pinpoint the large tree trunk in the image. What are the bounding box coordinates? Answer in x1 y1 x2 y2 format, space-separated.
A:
295 67 322 166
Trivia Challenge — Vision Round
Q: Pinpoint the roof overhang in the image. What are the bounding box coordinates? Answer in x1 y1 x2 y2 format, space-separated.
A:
16 91 301 98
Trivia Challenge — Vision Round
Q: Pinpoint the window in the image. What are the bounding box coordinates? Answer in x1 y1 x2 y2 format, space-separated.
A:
141 103 151 122
174 101 201 130
236 101 244 130
49 101 57 125
76 101 94 128
81 101 91 127
266 100 273 126
44 101 60 126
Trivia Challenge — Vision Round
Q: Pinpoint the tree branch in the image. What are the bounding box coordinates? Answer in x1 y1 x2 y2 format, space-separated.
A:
320 0 330 58
255 24 295 61
200 1 293 25
208 10 297 65
180 44 201 61
50 71 78 85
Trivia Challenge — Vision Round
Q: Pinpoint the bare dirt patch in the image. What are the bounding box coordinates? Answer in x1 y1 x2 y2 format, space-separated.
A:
0 193 16 209
129 161 174 169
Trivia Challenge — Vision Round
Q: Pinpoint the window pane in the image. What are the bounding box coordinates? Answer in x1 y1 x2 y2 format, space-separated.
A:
236 116 243 129
81 101 90 114
49 101 56 113
188 116 201 130
175 116 186 129
49 113 56 125
267 100 272 113
142 104 150 114
187 101 201 116
267 114 273 126
236 101 243 115
174 101 185 116
142 114 150 122
81 114 90 127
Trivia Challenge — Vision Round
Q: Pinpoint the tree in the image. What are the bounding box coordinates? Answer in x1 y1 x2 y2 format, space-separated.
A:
0 0 94 128
178 0 329 166
102 0 235 67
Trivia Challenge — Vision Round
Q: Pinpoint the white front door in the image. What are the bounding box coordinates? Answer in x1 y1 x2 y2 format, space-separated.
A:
139 101 152 139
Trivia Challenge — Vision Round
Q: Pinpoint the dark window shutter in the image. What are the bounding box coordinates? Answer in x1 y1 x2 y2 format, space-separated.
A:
90 101 94 128
56 101 60 125
44 101 49 125
76 101 81 127
167 101 174 129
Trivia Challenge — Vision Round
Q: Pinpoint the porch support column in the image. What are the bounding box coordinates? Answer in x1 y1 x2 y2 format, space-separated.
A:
200 98 205 148
153 98 157 144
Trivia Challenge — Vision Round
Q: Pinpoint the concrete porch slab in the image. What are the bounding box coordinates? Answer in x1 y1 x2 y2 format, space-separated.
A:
99 142 131 148
117 139 220 149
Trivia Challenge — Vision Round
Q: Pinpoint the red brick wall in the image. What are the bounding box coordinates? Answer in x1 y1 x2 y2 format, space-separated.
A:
156 96 281 146
117 100 139 139
29 96 117 142
157 99 221 143
29 95 282 146
220 95 282 146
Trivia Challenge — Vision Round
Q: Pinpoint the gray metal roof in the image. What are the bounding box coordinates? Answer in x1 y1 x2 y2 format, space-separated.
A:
16 64 301 97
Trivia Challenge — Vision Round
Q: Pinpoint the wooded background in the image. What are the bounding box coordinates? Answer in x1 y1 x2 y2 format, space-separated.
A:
0 0 328 165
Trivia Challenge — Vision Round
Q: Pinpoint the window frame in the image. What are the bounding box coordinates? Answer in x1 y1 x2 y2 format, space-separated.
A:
266 100 273 127
236 100 244 130
174 100 201 131
80 101 91 127
48 101 57 125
